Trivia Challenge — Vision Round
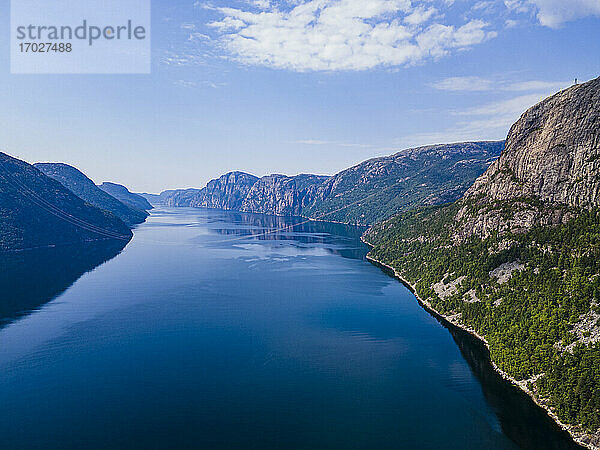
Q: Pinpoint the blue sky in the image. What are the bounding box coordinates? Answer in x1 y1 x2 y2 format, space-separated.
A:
1 0 599 193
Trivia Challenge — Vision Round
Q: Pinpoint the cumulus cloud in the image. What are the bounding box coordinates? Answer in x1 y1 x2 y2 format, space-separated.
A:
206 0 497 71
531 0 600 27
506 0 600 27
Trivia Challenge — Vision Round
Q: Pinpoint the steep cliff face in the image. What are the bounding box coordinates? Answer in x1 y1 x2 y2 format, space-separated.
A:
366 77 600 448
240 174 328 216
0 153 132 251
457 77 600 237
162 172 259 210
35 163 148 226
159 141 502 225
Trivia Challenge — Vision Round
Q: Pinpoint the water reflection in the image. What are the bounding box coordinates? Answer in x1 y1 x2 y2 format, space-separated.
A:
0 241 128 328
207 210 369 260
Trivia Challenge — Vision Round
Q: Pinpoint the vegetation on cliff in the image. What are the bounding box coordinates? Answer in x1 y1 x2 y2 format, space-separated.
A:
365 78 600 446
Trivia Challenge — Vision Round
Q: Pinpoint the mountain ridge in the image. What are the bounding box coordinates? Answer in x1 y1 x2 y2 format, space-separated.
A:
158 141 504 225
98 182 153 211
0 153 132 251
35 163 148 227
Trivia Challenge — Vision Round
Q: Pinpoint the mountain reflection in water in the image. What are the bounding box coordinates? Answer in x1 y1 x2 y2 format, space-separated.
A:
0 240 128 328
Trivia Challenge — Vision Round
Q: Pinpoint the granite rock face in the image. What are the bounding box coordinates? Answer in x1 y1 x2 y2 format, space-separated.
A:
161 172 259 209
457 77 600 238
240 174 329 216
159 141 503 225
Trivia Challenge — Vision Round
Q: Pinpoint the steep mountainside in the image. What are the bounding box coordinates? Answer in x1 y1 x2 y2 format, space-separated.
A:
366 77 600 448
240 174 329 216
35 163 148 226
0 153 132 251
162 172 259 210
160 141 503 225
305 141 504 224
98 182 153 211
456 77 600 238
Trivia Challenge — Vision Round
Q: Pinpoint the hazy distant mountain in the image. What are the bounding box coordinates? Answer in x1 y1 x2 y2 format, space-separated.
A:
159 141 503 225
35 163 148 226
138 193 164 206
98 182 153 211
0 153 132 251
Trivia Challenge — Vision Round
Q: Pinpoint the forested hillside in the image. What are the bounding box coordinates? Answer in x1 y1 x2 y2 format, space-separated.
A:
365 77 600 448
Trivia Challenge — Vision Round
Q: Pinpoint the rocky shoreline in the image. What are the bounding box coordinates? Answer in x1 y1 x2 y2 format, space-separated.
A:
360 236 599 450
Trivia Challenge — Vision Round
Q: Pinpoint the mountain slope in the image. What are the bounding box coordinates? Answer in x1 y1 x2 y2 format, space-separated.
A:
35 163 148 226
160 141 503 225
239 174 329 216
305 141 504 224
162 172 259 210
0 153 132 251
98 182 153 211
366 77 600 448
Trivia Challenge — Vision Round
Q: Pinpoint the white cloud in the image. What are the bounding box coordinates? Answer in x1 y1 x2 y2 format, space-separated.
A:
506 80 570 91
529 0 600 27
404 6 437 25
207 0 497 71
403 84 572 147
505 0 600 27
429 76 495 91
455 93 549 116
430 76 571 93
173 80 197 88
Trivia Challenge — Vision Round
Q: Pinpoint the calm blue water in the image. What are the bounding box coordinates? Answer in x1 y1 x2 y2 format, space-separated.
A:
0 208 580 449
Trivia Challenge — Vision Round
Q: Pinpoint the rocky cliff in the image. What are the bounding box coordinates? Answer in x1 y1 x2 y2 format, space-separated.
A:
456 77 600 238
160 141 503 225
240 174 329 216
162 171 259 210
305 141 503 224
366 77 600 448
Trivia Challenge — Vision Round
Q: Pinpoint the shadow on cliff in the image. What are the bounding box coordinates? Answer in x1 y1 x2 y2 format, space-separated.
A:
0 240 127 328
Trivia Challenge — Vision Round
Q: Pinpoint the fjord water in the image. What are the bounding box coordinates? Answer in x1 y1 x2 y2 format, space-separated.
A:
0 208 579 449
